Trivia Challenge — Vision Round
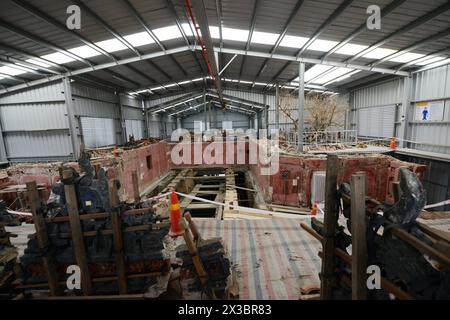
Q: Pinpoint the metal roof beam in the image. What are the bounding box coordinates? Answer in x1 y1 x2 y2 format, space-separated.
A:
0 18 93 67
165 0 205 74
71 0 140 57
238 0 259 82
120 0 187 77
0 43 68 71
321 0 407 60
9 0 116 62
370 27 450 67
0 46 190 95
207 46 410 76
104 69 141 87
297 0 353 57
347 2 450 63
189 0 224 103
253 0 304 83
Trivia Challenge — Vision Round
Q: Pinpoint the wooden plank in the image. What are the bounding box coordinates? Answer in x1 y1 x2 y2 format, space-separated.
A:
63 169 92 295
350 172 367 300
179 219 215 299
320 154 339 300
184 212 201 242
132 171 140 203
109 180 127 294
26 181 59 296
186 203 218 210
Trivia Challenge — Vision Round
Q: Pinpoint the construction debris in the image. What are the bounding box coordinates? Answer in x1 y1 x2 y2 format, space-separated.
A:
0 203 18 296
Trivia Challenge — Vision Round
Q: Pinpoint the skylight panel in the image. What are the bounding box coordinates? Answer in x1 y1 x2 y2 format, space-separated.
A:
69 45 102 58
96 38 128 52
335 43 368 55
307 39 339 52
313 67 354 84
389 52 424 63
362 47 396 59
415 56 446 66
325 70 361 85
251 31 279 45
41 52 75 64
209 26 220 38
221 27 248 42
182 23 194 37
304 65 334 82
279 35 309 49
0 66 25 76
25 58 52 68
124 31 154 47
419 58 450 69
153 25 182 41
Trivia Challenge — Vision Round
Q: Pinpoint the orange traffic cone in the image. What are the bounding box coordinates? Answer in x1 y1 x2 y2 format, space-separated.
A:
389 137 397 150
113 145 118 158
169 192 184 237
311 202 317 216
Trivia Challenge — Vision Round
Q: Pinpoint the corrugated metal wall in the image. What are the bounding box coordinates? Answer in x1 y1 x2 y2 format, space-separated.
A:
120 94 145 140
0 80 126 162
71 82 123 148
181 108 250 131
349 63 450 154
0 81 72 162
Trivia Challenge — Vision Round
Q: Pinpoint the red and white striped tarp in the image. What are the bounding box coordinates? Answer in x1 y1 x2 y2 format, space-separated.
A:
195 218 322 300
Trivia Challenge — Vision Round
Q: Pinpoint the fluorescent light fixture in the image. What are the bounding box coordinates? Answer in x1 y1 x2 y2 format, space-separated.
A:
164 83 178 88
69 45 102 58
41 52 75 64
416 56 447 66
0 66 26 76
192 77 204 82
389 52 424 63
178 80 191 85
279 35 309 48
362 47 397 59
251 31 279 45
96 38 128 52
304 65 334 82
313 67 354 84
335 43 368 55
254 82 266 86
124 31 155 47
307 39 339 52
153 25 182 41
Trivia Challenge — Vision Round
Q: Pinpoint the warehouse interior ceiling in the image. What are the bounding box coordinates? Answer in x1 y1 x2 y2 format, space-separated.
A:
0 0 449 102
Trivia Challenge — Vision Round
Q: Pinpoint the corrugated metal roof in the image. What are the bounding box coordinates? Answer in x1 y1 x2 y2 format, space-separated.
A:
0 0 448 95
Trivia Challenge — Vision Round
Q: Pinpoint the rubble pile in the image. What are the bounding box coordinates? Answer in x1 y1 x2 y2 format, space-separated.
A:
176 238 231 299
20 209 170 294
0 203 18 294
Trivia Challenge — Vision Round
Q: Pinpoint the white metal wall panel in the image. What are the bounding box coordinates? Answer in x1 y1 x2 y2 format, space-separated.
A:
122 106 144 121
125 119 144 141
0 103 68 131
413 64 449 101
0 81 64 105
80 117 116 148
120 94 141 109
71 82 117 103
357 105 395 138
4 132 72 160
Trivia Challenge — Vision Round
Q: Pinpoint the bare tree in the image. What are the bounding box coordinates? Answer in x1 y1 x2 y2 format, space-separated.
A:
278 90 348 132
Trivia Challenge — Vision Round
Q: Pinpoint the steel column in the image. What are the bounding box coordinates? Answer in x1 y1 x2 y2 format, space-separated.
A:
62 77 80 159
275 83 280 131
298 62 305 152
400 76 412 148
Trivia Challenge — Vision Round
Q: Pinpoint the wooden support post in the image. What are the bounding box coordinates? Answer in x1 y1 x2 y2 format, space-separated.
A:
350 172 367 300
108 180 127 294
62 170 93 295
184 212 201 243
179 218 215 299
320 154 339 300
132 171 140 203
26 181 59 296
